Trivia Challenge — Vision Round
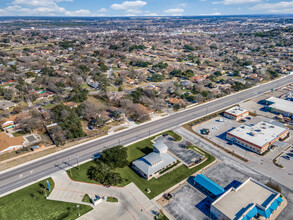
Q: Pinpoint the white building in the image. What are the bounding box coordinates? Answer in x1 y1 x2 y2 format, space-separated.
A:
224 106 249 121
132 141 177 180
264 97 293 118
226 121 289 154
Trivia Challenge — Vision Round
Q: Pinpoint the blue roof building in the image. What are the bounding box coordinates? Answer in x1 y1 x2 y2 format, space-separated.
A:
193 174 225 198
211 178 285 220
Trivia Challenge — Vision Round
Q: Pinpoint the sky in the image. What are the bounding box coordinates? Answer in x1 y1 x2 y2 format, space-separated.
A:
0 0 292 17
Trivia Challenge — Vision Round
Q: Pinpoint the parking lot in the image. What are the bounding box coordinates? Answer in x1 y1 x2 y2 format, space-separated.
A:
155 135 204 166
278 146 293 171
192 115 291 160
164 183 209 220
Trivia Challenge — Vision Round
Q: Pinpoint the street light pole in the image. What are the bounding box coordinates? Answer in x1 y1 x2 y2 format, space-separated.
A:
77 155 80 170
68 157 72 176
77 205 80 217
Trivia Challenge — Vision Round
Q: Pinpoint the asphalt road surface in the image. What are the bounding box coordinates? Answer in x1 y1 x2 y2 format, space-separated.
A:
1 74 293 196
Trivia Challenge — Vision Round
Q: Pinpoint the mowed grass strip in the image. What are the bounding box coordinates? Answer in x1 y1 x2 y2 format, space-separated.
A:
0 178 93 220
68 131 215 199
106 197 118 203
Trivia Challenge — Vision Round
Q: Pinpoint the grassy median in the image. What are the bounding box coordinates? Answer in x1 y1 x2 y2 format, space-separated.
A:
68 130 215 199
0 178 93 220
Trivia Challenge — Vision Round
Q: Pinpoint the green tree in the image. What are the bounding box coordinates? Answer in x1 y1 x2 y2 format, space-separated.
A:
100 146 128 169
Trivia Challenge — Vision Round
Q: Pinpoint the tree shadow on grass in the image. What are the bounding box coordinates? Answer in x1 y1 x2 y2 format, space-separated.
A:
140 146 153 155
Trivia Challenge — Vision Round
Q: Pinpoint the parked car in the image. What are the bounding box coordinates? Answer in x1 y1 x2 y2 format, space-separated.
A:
93 153 101 160
282 155 290 160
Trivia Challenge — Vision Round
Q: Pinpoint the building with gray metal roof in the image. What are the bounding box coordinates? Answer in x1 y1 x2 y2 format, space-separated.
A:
264 97 293 118
132 141 177 180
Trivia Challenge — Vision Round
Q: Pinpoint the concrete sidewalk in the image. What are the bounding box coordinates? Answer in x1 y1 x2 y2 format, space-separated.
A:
48 171 159 220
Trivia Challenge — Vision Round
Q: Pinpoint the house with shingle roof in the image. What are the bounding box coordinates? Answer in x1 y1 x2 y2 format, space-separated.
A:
0 132 25 154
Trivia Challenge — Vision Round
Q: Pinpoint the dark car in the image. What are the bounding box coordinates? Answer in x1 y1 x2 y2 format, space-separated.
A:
282 155 290 160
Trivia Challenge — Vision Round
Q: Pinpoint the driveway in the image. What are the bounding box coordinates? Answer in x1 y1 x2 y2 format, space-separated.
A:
48 171 159 220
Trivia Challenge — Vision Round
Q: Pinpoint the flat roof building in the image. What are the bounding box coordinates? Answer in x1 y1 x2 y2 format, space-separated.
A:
211 178 284 220
132 141 177 180
226 121 289 154
263 97 293 118
224 106 249 121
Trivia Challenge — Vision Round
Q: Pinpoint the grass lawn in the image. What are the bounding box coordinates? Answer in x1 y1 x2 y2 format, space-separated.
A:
68 130 215 199
0 178 93 220
82 194 91 204
106 197 118 203
13 131 29 137
157 213 169 220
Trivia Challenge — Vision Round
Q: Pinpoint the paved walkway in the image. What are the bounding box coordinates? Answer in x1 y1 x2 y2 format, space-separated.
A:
48 171 158 220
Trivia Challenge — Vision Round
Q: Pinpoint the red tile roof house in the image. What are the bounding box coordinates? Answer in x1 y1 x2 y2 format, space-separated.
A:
190 74 211 83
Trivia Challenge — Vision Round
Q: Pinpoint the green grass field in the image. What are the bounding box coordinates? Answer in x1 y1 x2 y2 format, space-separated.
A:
68 131 215 199
82 194 91 204
0 178 93 220
106 197 118 203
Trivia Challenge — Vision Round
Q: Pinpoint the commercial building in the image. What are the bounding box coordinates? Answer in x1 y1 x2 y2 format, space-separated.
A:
226 121 289 154
211 178 284 220
132 141 177 180
224 106 249 121
263 97 293 118
193 174 225 199
0 132 25 153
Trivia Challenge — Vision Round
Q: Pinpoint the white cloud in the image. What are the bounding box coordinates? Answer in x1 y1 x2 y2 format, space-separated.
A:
12 0 55 6
164 8 184 13
98 8 107 12
200 12 222 15
1 0 92 16
65 9 91 16
111 1 147 10
213 0 261 5
249 1 293 13
126 8 142 14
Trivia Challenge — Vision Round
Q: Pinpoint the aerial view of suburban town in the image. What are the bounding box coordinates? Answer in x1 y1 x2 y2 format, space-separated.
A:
0 1 293 220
